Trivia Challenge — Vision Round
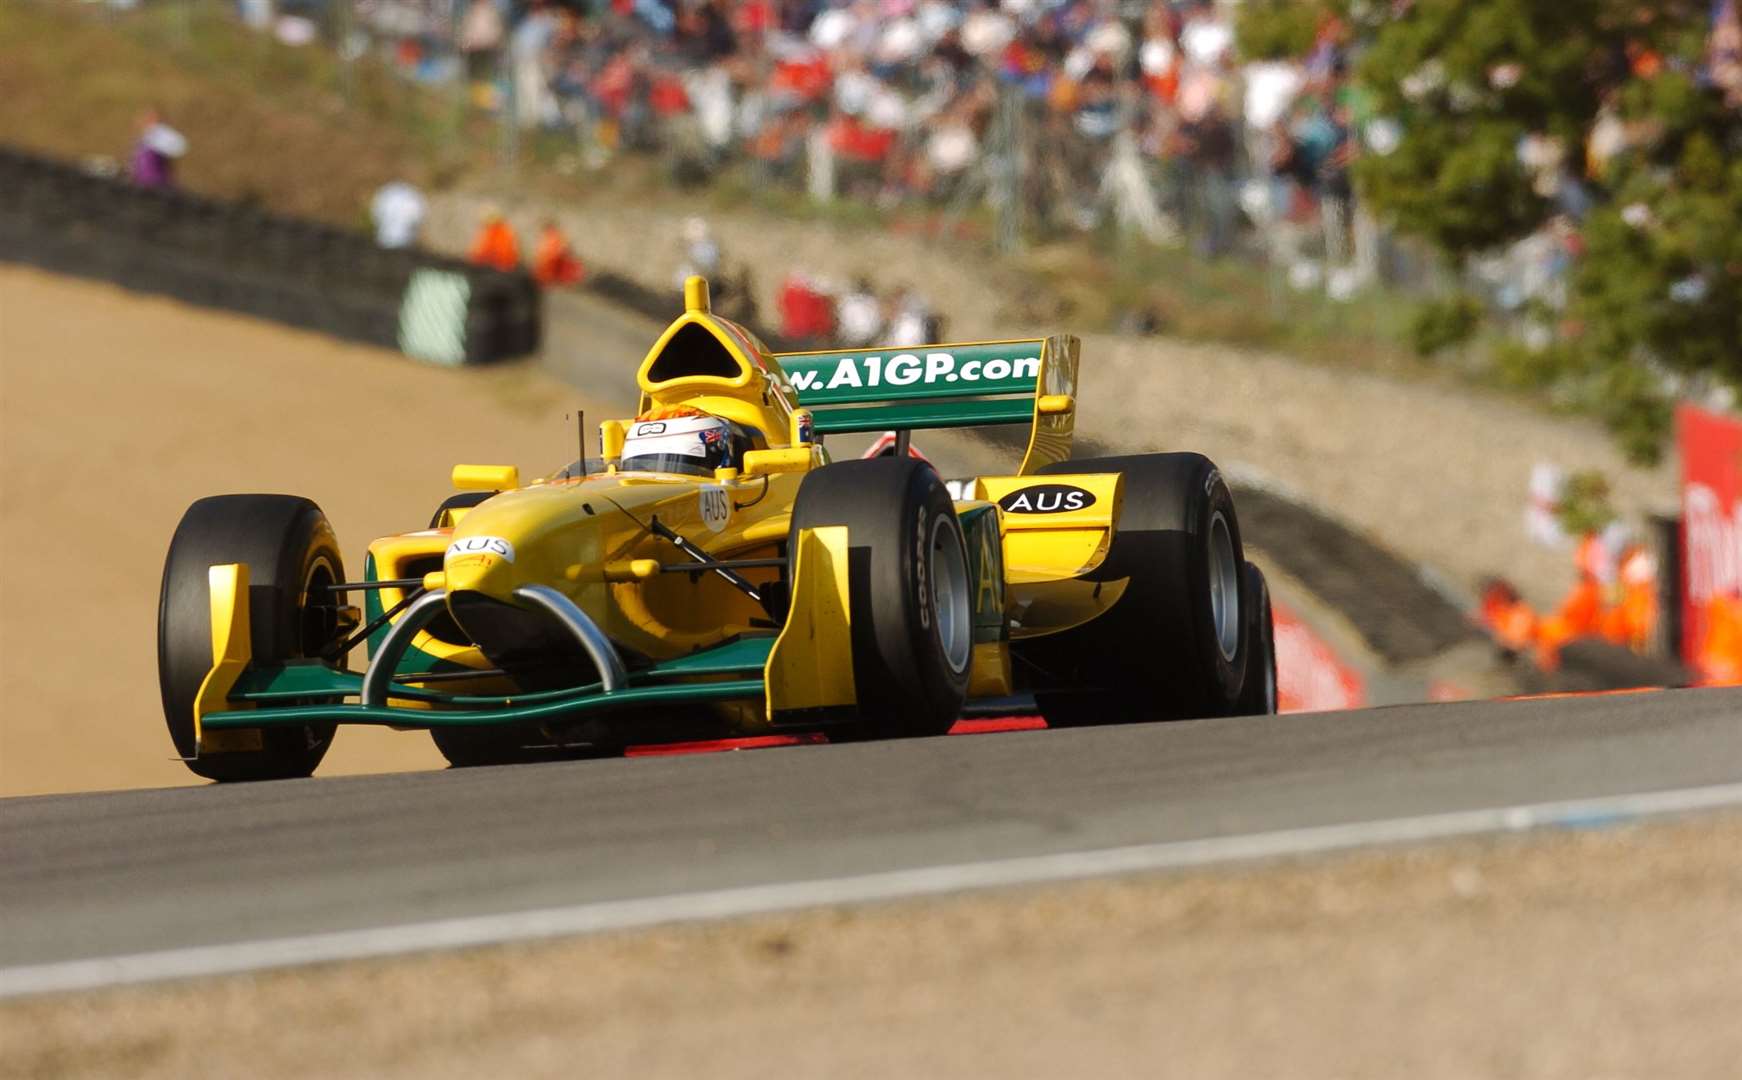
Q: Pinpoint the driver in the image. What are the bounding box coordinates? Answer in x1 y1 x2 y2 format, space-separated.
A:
620 406 763 477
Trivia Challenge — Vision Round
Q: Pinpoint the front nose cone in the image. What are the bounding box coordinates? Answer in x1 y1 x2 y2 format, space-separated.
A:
443 550 514 599
442 533 519 600
442 541 539 667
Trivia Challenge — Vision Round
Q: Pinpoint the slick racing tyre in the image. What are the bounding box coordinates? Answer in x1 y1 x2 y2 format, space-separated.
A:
158 494 346 781
1025 453 1250 725
428 707 627 766
430 723 622 768
428 490 495 529
1234 561 1278 716
430 724 547 768
787 457 971 739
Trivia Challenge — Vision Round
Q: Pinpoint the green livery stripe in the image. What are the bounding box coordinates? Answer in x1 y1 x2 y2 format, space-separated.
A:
207 678 768 729
774 340 1045 406
231 636 777 709
808 397 1035 435
361 552 477 678
645 634 775 675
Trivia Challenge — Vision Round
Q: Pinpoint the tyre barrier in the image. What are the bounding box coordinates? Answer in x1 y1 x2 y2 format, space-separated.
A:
0 146 540 365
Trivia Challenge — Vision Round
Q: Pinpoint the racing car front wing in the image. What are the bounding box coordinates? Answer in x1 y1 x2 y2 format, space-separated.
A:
190 525 864 754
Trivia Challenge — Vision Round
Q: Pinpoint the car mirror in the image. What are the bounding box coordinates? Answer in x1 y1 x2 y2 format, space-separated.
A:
741 447 812 479
598 420 628 461
452 464 519 491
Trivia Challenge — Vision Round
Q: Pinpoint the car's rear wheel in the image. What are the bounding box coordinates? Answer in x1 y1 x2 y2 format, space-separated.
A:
158 494 345 781
429 490 495 529
1234 561 1277 716
1023 453 1250 725
430 722 622 768
787 457 971 739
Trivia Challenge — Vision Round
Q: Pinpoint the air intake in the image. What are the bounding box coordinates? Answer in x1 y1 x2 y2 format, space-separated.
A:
644 322 742 383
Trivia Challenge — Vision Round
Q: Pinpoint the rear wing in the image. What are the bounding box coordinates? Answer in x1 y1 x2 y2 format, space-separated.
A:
773 335 1080 474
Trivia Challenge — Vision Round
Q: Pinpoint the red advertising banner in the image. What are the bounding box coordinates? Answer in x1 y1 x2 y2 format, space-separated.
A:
1677 403 1742 679
1272 600 1366 713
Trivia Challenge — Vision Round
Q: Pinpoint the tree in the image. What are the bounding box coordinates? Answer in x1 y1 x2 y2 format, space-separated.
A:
1239 0 1741 463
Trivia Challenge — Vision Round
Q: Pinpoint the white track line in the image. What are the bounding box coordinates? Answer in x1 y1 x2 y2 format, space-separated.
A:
4 781 1741 1000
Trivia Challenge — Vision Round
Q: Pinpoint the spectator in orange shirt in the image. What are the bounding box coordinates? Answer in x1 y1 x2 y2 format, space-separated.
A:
1478 578 1537 656
468 208 520 271
1697 592 1742 686
1532 534 1608 669
1601 544 1658 653
531 219 585 287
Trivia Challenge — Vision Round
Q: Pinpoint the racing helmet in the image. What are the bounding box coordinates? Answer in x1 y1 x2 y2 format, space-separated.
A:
621 409 757 477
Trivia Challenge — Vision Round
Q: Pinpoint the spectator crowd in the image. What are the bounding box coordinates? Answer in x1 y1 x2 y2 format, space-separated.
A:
127 1 1742 319
341 0 1378 278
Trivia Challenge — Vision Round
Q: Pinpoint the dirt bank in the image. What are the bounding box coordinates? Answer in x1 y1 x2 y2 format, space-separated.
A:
0 266 611 796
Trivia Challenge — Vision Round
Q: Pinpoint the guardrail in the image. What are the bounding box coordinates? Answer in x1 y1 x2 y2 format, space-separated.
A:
0 146 540 365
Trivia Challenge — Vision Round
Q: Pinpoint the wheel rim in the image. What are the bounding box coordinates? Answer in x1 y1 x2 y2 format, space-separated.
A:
929 515 973 676
299 554 341 658
1208 511 1240 663
296 553 341 751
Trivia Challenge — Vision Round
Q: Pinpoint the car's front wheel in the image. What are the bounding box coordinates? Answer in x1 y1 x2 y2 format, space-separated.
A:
158 494 346 781
787 457 972 739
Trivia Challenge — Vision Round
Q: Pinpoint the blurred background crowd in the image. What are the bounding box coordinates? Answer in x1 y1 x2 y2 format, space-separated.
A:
171 0 1742 376
221 0 1386 287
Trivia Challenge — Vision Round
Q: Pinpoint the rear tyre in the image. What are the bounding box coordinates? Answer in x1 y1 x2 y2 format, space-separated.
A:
787 457 972 739
430 724 622 768
158 495 344 781
429 490 495 529
1233 562 1277 716
431 725 541 767
1024 453 1249 725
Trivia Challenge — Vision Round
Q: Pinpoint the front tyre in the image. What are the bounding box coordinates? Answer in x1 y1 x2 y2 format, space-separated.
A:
788 457 972 739
158 494 344 781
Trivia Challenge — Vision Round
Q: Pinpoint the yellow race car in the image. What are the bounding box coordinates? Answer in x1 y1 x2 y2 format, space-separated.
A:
158 277 1276 780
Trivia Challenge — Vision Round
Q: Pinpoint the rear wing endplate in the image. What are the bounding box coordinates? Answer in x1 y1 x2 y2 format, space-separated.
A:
773 335 1079 475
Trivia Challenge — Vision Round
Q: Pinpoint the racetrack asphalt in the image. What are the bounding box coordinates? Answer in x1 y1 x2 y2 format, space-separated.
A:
3 687 1741 983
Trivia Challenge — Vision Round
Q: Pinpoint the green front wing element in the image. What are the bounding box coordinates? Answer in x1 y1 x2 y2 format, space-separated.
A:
202 635 776 731
775 338 1059 435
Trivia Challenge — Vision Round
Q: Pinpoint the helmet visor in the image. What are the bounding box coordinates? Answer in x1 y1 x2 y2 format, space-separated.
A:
620 424 731 478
